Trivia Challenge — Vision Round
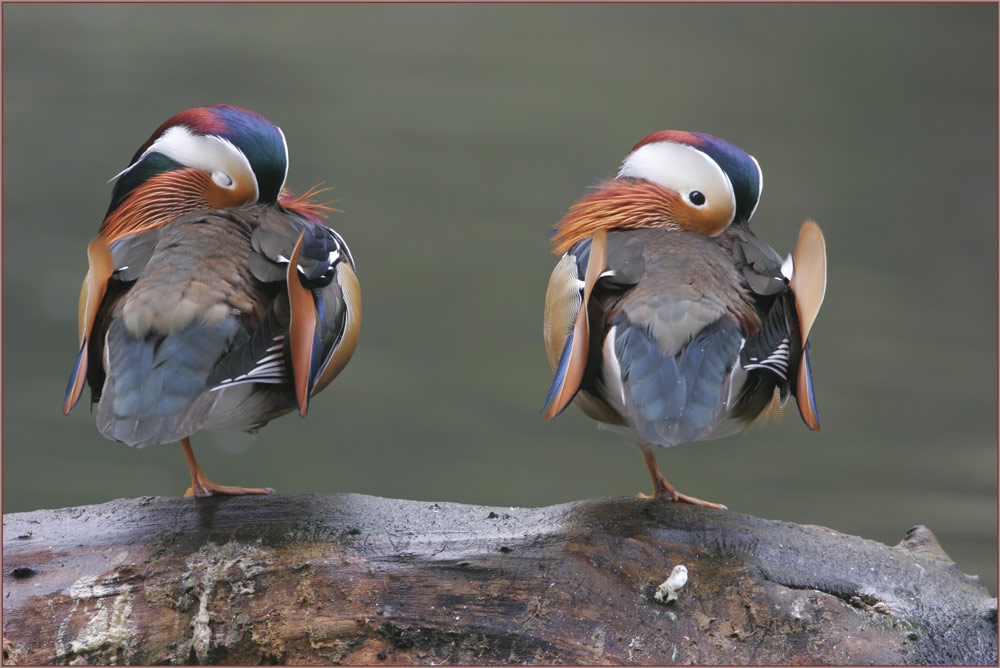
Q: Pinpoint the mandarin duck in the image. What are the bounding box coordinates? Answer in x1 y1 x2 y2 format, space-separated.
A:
542 131 826 509
62 105 361 498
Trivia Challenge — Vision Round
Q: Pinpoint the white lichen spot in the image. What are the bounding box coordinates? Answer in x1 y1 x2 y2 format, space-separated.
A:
191 591 213 664
627 637 643 661
53 574 136 665
872 601 892 615
67 588 134 664
69 574 125 600
790 595 807 620
56 572 136 663
183 541 268 664
654 565 688 604
590 628 607 657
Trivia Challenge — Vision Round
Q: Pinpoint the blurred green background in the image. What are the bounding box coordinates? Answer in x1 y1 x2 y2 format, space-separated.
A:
3 4 996 594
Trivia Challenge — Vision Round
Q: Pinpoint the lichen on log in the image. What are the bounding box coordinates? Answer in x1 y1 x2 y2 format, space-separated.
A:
2 494 996 665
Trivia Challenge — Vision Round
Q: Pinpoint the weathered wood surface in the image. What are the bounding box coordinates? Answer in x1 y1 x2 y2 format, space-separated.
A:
2 494 996 665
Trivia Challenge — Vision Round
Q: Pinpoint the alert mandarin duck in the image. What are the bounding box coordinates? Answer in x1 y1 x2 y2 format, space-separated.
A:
542 130 826 509
63 104 361 498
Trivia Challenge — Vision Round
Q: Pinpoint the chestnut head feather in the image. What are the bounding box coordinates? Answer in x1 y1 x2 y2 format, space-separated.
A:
552 130 763 254
100 105 292 240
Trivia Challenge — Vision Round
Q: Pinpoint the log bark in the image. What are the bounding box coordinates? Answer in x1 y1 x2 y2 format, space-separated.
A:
2 494 996 665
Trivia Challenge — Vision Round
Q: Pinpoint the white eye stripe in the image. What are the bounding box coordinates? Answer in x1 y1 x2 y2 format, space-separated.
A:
617 141 736 225
111 125 258 201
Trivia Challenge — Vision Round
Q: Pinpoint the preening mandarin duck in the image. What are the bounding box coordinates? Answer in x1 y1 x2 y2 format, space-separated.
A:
63 104 361 498
542 130 826 509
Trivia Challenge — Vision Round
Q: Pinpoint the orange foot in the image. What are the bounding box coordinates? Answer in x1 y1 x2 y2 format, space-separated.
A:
639 449 727 510
183 475 275 499
636 489 727 510
180 437 275 498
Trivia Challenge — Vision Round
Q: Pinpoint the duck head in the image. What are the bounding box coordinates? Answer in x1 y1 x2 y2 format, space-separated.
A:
552 130 763 253
100 104 289 240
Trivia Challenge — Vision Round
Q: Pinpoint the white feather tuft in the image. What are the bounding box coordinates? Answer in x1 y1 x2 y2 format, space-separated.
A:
781 253 794 280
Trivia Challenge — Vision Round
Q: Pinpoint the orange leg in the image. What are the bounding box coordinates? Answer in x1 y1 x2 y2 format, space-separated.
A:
180 437 274 498
638 448 727 510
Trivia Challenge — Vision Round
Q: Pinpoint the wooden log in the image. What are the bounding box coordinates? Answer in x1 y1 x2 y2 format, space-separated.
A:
2 494 996 665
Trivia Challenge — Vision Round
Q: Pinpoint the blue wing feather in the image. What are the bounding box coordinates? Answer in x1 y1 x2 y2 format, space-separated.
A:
541 328 576 415
798 340 820 429
63 343 88 410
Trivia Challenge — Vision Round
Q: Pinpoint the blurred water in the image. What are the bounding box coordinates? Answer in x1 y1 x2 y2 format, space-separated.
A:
3 4 996 594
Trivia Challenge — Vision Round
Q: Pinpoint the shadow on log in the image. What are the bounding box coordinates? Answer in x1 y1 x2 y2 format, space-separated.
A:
2 494 996 665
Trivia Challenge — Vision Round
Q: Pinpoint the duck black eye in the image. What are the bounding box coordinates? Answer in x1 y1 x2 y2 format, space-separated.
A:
688 191 706 206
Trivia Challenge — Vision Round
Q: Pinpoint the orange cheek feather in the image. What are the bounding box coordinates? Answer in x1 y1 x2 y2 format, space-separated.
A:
204 174 256 210
99 168 255 242
551 179 728 254
679 203 731 237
